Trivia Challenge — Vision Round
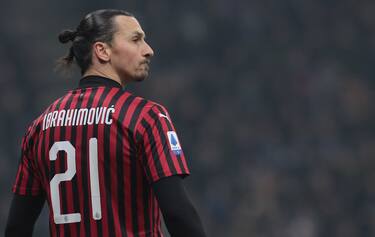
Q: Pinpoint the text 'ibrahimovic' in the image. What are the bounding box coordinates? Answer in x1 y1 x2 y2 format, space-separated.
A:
42 106 115 130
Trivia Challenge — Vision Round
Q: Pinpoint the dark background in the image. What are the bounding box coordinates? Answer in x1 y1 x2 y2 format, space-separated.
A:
1 0 375 236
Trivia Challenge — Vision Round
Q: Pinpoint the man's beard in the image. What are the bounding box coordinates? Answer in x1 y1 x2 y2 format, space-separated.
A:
134 63 150 81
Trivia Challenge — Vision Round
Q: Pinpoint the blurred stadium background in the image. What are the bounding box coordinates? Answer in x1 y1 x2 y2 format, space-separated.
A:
1 0 375 236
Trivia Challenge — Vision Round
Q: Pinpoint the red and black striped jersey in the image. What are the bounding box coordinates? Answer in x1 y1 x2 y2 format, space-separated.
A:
12 76 190 237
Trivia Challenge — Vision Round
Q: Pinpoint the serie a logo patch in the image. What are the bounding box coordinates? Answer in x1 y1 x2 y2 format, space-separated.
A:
167 131 182 155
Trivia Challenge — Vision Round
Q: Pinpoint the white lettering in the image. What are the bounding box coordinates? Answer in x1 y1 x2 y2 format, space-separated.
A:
101 107 107 124
105 106 115 125
76 109 88 126
46 113 52 130
65 109 74 126
43 114 47 130
87 108 96 125
57 110 66 127
71 109 78 126
50 111 58 128
42 106 114 130
95 107 104 124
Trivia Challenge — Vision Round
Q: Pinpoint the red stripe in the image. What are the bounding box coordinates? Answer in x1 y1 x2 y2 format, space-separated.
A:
13 156 23 193
97 88 120 237
146 111 173 178
44 110 56 236
74 88 95 237
32 113 44 194
130 102 153 141
87 88 105 237
36 113 47 189
18 164 28 195
111 92 132 236
61 91 79 237
154 105 185 174
136 163 146 235
122 97 143 129
42 99 63 237
32 130 42 195
109 103 121 237
123 123 134 237
17 136 30 195
161 114 190 174
63 91 83 237
139 118 160 181
122 97 147 237
53 94 74 237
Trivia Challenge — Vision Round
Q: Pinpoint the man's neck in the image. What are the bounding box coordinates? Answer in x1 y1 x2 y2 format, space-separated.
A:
83 68 123 86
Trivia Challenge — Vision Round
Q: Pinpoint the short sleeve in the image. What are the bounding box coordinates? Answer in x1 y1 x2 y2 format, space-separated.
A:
12 135 43 196
136 104 190 183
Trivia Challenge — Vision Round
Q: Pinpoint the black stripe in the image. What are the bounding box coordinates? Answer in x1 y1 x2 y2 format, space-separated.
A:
129 99 148 132
23 126 36 195
141 174 151 237
135 131 142 142
150 193 155 235
25 121 42 195
72 89 91 236
25 152 36 195
14 138 26 194
48 97 64 236
53 96 72 237
115 115 126 236
92 87 110 237
116 94 136 237
63 92 80 236
49 220 53 237
41 100 61 235
128 99 149 236
154 106 186 173
78 88 97 237
103 88 124 237
129 129 139 236
148 109 178 174
64 93 82 235
141 120 164 180
32 122 44 195
81 88 98 236
47 97 65 181
15 159 24 194
39 108 53 233
40 118 49 195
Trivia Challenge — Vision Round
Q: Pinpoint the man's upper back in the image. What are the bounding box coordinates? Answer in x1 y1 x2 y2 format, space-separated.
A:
12 76 189 237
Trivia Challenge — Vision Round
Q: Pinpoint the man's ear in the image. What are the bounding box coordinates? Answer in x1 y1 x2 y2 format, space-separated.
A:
92 42 111 62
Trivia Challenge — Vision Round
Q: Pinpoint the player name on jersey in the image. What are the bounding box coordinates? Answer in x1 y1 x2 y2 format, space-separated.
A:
43 106 115 130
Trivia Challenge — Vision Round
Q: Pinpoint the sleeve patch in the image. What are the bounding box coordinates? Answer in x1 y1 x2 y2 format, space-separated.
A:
167 131 182 155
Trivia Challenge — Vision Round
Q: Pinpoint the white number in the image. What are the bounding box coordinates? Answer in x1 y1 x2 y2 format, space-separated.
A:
49 141 81 224
49 138 102 224
89 138 102 220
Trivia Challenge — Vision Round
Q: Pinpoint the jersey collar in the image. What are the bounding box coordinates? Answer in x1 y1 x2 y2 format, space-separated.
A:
78 75 122 89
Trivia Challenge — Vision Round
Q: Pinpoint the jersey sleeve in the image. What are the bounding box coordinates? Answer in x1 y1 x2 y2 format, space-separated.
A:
135 104 190 183
12 133 43 196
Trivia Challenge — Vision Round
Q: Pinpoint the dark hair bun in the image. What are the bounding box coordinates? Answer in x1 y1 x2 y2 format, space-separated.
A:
58 30 77 44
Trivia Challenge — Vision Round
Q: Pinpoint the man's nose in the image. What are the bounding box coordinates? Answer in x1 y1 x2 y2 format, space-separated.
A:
143 41 154 58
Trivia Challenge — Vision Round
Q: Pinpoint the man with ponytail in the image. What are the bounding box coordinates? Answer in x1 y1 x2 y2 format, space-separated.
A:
5 9 207 237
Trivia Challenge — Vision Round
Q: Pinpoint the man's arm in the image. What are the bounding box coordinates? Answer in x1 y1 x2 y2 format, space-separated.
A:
152 176 207 237
5 194 45 237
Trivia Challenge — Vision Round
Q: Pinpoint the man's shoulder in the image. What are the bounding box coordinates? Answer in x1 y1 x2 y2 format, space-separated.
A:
119 91 166 113
22 92 68 142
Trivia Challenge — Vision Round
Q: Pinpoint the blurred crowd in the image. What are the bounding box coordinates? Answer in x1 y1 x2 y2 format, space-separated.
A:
1 0 375 236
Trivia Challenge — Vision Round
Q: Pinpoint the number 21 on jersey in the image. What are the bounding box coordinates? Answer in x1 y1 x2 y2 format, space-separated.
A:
49 138 102 224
